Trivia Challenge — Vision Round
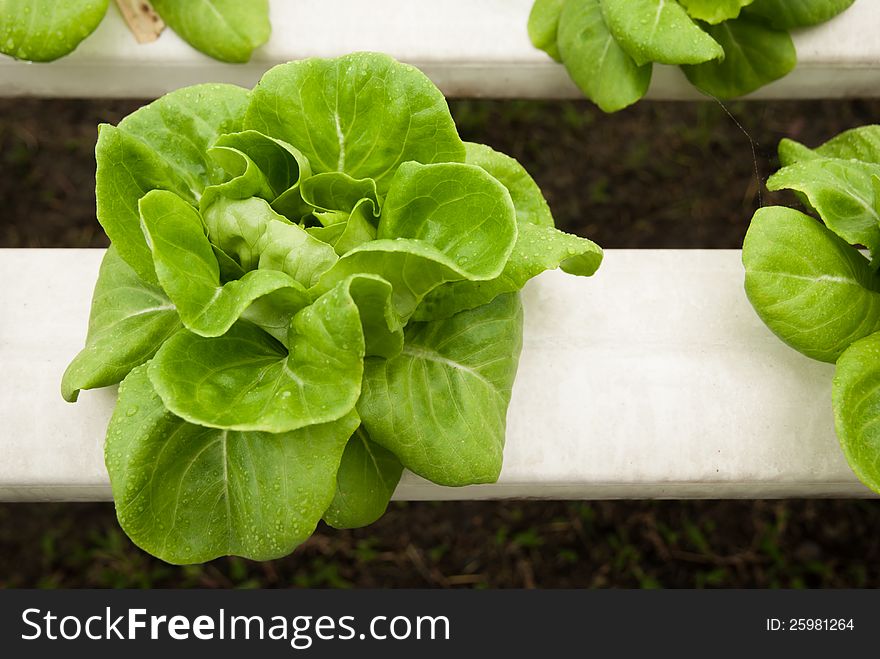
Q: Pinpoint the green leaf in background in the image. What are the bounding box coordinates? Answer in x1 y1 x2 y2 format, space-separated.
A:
531 0 853 109
557 0 652 113
601 0 724 66
528 0 566 62
766 157 880 256
679 0 755 24
682 15 796 99
359 293 523 486
745 0 855 29
379 161 518 279
139 190 310 337
323 427 404 529
96 84 250 283
106 365 359 564
150 0 270 63
779 126 880 167
62 247 182 402
244 53 467 194
0 0 108 61
743 207 880 363
833 332 880 494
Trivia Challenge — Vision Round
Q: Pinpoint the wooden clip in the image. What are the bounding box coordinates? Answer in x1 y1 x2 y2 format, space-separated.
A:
115 0 165 44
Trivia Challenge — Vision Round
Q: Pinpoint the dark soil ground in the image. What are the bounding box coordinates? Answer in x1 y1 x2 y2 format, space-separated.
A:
2 97 879 588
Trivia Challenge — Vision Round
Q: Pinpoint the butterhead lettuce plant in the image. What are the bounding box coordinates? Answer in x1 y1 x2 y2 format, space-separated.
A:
62 52 603 563
528 0 854 112
743 125 880 494
0 0 269 63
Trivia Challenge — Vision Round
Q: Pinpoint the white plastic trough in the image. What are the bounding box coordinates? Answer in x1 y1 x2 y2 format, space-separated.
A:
0 0 878 99
0 248 871 502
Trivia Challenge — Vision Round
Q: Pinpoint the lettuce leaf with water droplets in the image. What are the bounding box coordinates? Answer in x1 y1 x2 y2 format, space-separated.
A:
66 53 602 563
744 126 880 499
107 365 358 564
0 0 108 62
529 0 853 111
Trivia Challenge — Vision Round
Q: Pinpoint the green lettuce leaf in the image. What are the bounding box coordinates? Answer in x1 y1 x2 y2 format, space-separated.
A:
203 196 293 273
202 195 340 288
415 143 602 320
323 426 404 530
528 0 566 62
148 274 401 433
743 207 880 363
212 131 309 198
150 0 270 63
314 240 469 321
833 332 880 494
766 157 880 256
601 0 724 66
462 142 554 228
94 125 193 286
779 126 880 168
96 84 250 284
306 199 378 256
416 222 602 320
378 161 517 278
113 84 250 196
301 172 380 217
359 293 523 486
244 53 467 193
139 190 310 337
0 0 108 62
201 131 313 219
107 365 358 564
62 247 182 402
776 126 880 216
257 220 341 287
557 0 652 114
745 0 855 29
315 160 519 319
679 0 755 24
682 15 796 99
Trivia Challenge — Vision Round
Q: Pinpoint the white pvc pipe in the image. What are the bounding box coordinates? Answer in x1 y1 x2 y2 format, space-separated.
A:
0 249 870 501
0 0 877 99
